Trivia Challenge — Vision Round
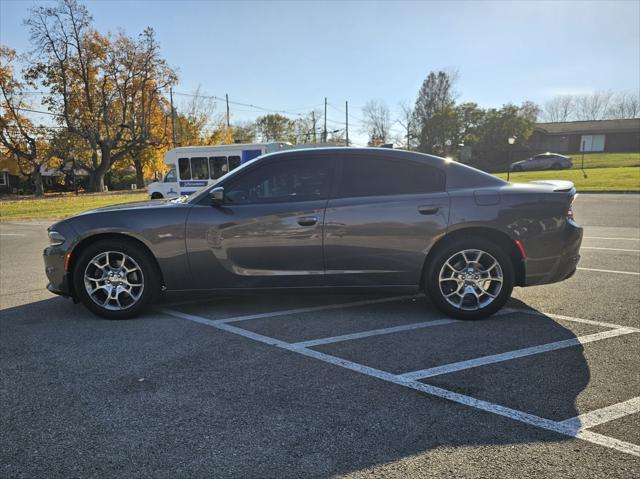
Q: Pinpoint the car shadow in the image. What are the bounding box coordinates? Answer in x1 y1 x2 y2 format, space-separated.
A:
1 294 594 477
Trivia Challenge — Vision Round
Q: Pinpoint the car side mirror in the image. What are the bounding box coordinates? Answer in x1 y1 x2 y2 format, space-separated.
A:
209 186 225 205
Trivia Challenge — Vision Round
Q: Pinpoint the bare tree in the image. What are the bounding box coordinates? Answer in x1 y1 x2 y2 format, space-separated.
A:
396 100 416 150
542 95 574 122
607 91 640 119
573 90 614 121
361 100 392 144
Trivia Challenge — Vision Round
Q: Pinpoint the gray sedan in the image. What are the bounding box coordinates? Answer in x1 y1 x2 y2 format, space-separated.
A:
511 153 573 171
44 148 582 320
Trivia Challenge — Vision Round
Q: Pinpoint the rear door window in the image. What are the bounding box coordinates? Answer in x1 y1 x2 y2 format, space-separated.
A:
336 156 445 198
228 155 241 171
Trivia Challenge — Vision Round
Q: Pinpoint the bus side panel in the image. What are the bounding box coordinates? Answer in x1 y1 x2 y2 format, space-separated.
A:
241 149 263 164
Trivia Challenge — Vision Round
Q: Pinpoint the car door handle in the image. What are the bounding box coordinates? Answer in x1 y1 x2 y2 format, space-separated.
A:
297 216 318 226
418 205 440 215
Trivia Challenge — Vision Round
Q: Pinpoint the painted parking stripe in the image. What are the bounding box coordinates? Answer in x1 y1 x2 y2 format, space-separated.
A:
161 307 640 457
290 307 521 349
0 233 26 237
577 267 640 276
398 328 637 381
161 294 419 325
518 310 640 332
581 246 640 253
583 236 640 241
558 397 640 433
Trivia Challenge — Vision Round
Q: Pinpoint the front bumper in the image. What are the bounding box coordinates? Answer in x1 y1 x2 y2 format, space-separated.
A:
43 244 72 297
522 219 583 286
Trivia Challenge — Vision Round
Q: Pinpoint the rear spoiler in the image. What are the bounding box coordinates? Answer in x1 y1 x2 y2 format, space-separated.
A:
529 180 575 193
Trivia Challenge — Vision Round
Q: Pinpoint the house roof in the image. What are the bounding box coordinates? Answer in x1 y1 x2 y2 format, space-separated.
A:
535 118 640 135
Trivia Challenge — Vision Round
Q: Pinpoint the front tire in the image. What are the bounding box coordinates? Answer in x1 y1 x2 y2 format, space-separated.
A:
73 239 159 319
150 192 163 199
425 238 514 320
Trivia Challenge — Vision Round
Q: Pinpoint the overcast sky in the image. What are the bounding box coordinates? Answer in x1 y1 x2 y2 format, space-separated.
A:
2 0 639 145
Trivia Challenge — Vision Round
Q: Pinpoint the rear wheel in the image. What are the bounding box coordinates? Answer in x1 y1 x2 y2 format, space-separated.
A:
73 239 159 319
552 163 562 170
425 238 514 320
150 192 163 199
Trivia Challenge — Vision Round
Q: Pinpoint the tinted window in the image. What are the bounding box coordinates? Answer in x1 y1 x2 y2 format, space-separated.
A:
178 158 191 180
228 155 241 170
191 157 209 180
337 156 444 198
209 156 228 179
225 157 331 204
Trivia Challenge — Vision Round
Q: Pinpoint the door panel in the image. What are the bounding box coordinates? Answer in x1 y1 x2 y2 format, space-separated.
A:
186 200 327 289
323 192 450 286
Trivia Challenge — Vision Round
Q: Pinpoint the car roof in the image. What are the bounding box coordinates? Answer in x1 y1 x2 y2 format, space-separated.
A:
534 152 571 159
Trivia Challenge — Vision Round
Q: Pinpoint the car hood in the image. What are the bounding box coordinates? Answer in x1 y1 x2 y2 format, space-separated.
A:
76 199 179 216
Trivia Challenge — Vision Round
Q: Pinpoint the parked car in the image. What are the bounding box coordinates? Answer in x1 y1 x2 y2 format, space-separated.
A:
44 148 582 320
511 153 572 172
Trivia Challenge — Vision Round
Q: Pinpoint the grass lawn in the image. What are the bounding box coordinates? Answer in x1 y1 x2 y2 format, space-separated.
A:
0 191 150 221
495 166 640 192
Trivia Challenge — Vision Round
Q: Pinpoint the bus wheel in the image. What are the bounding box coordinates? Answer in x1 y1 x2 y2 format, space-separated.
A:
150 192 163 199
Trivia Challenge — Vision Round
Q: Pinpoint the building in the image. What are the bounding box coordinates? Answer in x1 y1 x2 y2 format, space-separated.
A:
0 169 20 194
528 118 640 153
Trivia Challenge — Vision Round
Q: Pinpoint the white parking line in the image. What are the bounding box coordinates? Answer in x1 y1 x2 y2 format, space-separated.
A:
558 397 640 433
161 295 419 325
518 310 640 332
398 328 637 381
290 307 522 349
584 237 640 241
582 246 640 253
160 305 640 457
0 233 26 237
577 267 640 276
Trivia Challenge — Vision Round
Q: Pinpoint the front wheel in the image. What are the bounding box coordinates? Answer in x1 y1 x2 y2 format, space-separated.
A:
425 238 514 320
73 239 159 319
150 192 163 199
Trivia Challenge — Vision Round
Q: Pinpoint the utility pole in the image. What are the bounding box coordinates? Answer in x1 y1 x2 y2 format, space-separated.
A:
323 97 327 143
345 101 349 147
169 87 176 148
312 110 317 143
225 93 230 128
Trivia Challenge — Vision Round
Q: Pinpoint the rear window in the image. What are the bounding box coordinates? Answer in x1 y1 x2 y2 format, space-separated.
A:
336 156 445 198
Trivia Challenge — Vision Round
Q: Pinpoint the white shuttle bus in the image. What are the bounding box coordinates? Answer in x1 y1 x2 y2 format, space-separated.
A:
148 142 292 199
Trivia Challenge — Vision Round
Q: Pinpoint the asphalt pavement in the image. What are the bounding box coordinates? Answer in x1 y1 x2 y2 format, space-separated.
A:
1 193 639 478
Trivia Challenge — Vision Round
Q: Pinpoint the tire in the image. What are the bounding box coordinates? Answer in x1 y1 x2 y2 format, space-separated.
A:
73 239 160 319
424 237 514 320
150 192 163 199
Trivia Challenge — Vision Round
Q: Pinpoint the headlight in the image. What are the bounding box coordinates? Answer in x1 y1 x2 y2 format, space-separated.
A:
48 231 66 246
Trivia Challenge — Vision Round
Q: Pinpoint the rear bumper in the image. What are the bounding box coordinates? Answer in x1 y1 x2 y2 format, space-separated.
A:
522 219 583 286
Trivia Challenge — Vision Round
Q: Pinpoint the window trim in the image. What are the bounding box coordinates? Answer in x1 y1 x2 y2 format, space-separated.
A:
218 155 335 206
331 155 446 199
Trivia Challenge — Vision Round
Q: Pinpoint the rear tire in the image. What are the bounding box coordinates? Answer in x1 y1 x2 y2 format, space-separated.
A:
552 163 562 170
73 239 159 319
150 192 163 199
424 237 514 320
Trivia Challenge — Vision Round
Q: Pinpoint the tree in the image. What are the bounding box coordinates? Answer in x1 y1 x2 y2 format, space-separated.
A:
607 91 640 119
542 95 574 122
361 100 392 144
573 90 614 121
25 0 177 192
0 46 53 196
232 122 257 143
412 70 457 153
396 101 417 150
254 113 295 142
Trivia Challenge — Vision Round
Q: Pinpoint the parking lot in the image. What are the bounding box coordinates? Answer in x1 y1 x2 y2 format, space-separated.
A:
1 193 639 478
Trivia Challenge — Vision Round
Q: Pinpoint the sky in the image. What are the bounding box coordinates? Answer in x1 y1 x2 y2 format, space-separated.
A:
1 0 639 146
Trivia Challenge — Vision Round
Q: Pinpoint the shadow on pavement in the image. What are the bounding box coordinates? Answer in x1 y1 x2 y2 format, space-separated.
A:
0 294 593 478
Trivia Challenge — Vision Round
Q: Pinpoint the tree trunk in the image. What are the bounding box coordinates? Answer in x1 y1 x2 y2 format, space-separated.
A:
88 148 111 192
134 160 145 189
32 170 45 197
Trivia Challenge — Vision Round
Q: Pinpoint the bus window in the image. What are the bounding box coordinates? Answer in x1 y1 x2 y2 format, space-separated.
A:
178 158 191 180
164 166 177 182
209 156 228 179
228 155 241 171
191 157 209 180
